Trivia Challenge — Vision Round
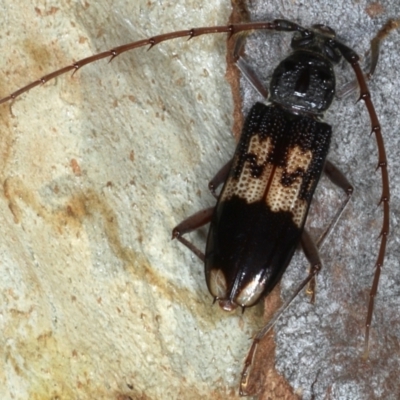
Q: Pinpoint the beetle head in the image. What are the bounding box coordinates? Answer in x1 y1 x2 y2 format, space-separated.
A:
291 25 342 64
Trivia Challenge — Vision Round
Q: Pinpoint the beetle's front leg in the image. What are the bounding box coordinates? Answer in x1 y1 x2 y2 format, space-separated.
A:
233 33 269 99
337 18 400 98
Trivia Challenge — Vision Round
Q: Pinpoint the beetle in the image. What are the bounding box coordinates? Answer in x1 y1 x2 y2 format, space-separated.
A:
0 3 396 400
169 18 391 395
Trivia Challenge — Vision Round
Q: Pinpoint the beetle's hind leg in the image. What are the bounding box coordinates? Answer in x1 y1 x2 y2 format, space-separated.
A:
318 160 353 243
240 161 353 395
240 228 322 396
306 160 354 299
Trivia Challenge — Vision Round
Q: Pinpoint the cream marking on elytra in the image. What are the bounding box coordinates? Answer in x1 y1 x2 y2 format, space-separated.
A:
235 270 267 307
209 267 268 308
221 134 314 227
267 145 314 227
222 135 273 202
209 269 228 299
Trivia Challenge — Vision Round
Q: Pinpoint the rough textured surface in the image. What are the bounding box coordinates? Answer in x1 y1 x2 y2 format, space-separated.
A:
1 1 399 400
0 1 263 399
239 1 400 399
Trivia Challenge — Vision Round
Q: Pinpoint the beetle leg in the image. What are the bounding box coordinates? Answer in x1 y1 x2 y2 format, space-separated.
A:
305 160 353 299
301 229 322 303
337 18 400 99
324 160 353 193
241 160 354 393
172 207 214 262
208 158 233 198
233 33 269 99
319 160 353 244
317 160 354 252
367 19 400 79
240 228 322 395
173 157 233 264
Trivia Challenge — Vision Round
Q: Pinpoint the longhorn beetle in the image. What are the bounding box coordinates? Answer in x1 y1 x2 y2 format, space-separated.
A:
0 11 395 397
